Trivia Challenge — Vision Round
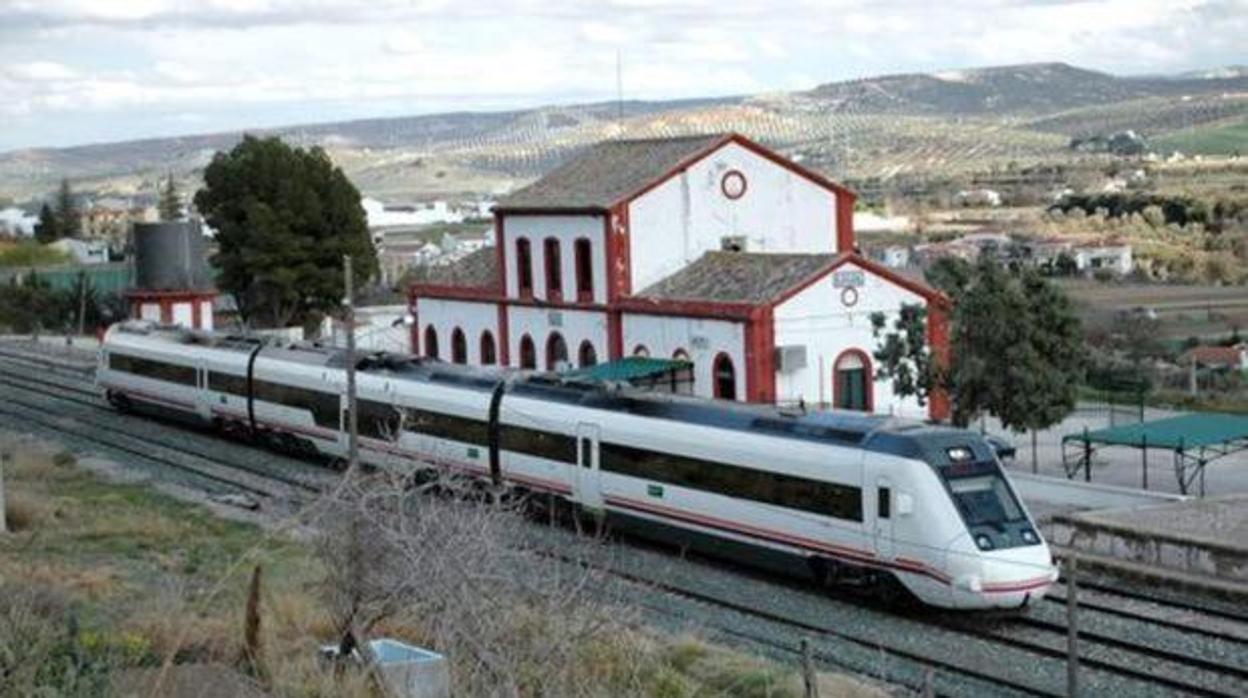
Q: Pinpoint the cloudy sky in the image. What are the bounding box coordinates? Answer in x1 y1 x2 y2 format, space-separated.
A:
1 0 1244 152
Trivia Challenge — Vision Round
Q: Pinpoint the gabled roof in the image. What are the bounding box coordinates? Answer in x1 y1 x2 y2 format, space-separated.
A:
637 251 841 304
496 134 726 211
406 246 498 289
1181 344 1247 367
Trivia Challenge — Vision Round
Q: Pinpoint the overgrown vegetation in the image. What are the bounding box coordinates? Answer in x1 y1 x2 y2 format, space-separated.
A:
0 240 72 268
0 435 883 697
0 273 125 334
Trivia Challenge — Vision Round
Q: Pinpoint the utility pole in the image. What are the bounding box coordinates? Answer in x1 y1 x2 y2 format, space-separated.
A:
0 448 9 534
344 255 359 473
1066 553 1079 698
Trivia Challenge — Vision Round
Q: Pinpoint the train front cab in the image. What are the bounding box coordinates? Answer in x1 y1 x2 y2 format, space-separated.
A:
937 447 1057 609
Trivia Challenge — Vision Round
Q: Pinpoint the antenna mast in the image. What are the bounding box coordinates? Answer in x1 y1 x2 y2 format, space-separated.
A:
615 50 624 136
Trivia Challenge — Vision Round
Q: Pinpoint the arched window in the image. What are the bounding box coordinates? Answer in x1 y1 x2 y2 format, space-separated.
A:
672 348 690 362
633 344 650 358
713 353 736 400
834 349 872 411
546 332 568 370
574 238 593 302
516 237 533 297
450 327 467 364
479 331 497 366
543 237 562 301
578 340 597 368
424 326 439 359
519 334 536 370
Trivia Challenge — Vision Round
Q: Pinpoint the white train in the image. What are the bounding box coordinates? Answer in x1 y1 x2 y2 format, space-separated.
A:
98 321 1057 610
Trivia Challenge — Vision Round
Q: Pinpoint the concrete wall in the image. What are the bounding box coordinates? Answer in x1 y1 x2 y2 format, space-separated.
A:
500 214 608 303
621 313 746 400
773 259 927 418
627 141 838 292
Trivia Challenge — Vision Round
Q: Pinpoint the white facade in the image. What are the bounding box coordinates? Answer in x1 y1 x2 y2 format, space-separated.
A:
508 306 609 369
621 313 747 399
418 298 500 363
1075 245 1133 276
773 260 927 418
501 214 607 303
627 141 839 291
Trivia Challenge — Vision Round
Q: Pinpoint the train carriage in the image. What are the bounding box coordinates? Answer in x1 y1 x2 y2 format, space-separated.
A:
98 321 1057 610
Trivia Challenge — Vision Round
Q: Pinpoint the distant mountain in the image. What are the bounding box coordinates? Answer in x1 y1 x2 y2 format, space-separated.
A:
2 62 1244 200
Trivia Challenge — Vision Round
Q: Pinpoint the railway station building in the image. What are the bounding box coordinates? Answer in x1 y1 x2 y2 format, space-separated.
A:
408 133 950 421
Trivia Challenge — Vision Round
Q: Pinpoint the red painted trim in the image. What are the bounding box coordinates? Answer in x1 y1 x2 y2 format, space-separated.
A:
492 205 607 215
747 306 776 403
408 284 499 301
159 300 172 324
497 303 511 366
607 310 623 361
603 211 618 303
831 348 874 412
191 298 202 329
768 252 949 311
125 289 218 302
494 214 507 295
927 302 951 422
614 297 757 320
836 190 855 253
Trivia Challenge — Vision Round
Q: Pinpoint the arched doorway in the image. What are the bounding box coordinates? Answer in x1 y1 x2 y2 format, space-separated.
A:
578 340 597 368
519 334 536 370
833 349 872 411
424 326 439 359
479 331 497 365
450 327 467 364
546 332 568 370
712 353 736 400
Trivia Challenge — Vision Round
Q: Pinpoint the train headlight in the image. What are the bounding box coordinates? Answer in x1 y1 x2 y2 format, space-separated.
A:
975 534 995 551
1021 529 1039 544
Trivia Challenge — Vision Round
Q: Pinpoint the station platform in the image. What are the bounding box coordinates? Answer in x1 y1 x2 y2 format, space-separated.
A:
1043 495 1248 599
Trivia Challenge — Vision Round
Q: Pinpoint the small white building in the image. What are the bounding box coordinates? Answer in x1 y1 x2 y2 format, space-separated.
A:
0 207 37 236
409 133 951 420
48 238 109 264
869 246 911 268
1075 244 1133 276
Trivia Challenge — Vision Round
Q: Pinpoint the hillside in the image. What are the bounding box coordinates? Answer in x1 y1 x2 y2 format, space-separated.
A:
2 62 1245 201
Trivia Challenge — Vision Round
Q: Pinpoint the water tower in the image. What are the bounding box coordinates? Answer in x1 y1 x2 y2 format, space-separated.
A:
126 220 218 330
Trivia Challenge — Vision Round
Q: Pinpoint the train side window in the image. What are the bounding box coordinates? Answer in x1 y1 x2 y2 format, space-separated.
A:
878 486 891 519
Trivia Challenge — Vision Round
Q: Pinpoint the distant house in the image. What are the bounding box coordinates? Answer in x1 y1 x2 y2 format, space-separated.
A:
869 245 911 269
1074 243 1132 276
0 206 37 236
1180 344 1248 373
48 238 109 264
912 240 979 266
953 189 1002 207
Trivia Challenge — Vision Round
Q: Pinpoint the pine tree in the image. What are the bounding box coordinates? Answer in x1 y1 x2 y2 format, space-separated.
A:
34 203 60 244
158 174 182 221
54 179 81 238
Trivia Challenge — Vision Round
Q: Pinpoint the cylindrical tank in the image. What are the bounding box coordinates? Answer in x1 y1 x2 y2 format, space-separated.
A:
131 221 212 290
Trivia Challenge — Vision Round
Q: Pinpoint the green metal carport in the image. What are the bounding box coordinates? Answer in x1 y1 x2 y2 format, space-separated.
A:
1062 413 1248 495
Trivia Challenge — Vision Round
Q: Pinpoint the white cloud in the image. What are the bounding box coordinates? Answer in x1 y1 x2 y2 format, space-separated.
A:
6 61 78 81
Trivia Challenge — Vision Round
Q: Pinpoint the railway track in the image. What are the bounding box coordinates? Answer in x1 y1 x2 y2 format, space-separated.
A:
3 349 1247 696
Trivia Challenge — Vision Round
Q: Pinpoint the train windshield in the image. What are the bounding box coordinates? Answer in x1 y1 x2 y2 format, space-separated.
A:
943 464 1026 528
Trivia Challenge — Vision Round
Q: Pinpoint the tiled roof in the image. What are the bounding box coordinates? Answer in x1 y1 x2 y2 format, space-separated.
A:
636 251 840 304
1182 344 1247 367
495 134 727 210
408 247 498 289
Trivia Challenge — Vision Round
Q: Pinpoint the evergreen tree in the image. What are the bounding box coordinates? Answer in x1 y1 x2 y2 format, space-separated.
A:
55 178 81 238
193 135 377 328
872 258 1084 432
34 203 60 244
158 174 182 221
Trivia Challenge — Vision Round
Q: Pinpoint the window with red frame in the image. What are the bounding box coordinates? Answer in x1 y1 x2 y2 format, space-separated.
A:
479 331 497 365
574 238 593 302
516 238 533 297
543 237 562 301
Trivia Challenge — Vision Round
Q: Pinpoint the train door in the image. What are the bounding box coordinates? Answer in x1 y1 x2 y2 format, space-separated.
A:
574 423 603 512
873 477 895 561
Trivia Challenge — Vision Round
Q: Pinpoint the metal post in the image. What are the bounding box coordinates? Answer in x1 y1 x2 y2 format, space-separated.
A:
1031 429 1038 475
1178 436 1186 496
801 637 818 698
0 448 9 534
1083 427 1091 483
1141 434 1148 490
1066 552 1079 698
344 255 359 473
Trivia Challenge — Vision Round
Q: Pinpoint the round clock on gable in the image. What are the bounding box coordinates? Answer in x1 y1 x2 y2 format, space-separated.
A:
721 170 747 200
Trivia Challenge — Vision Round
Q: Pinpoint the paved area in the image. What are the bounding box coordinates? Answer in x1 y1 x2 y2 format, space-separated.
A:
984 404 1248 498
1076 495 1248 551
